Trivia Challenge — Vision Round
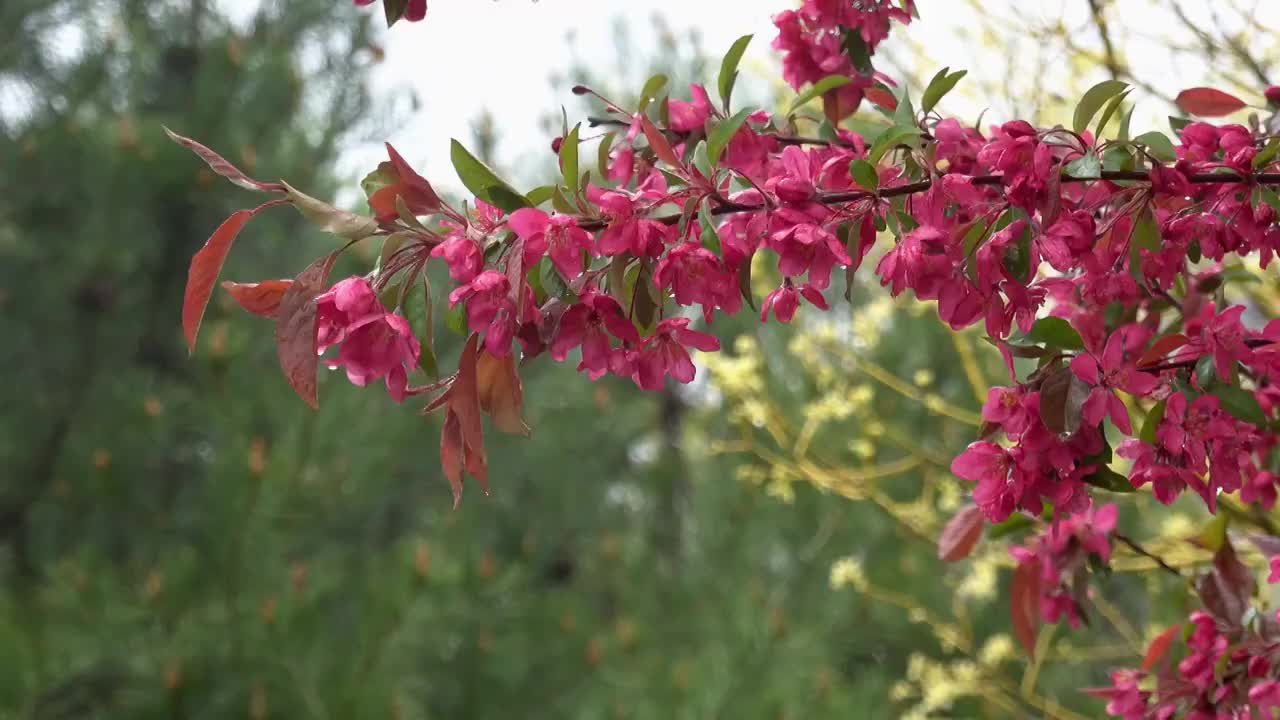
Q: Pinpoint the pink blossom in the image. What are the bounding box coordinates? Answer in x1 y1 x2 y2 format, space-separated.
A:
448 270 516 357
761 281 828 323
508 208 594 281
668 83 712 132
653 241 742 321
1070 326 1159 435
550 290 640 380
355 0 425 22
587 186 670 258
315 277 421 402
632 318 720 391
431 233 483 284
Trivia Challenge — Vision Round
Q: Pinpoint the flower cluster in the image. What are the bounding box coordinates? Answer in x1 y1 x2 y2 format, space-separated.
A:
1009 503 1117 628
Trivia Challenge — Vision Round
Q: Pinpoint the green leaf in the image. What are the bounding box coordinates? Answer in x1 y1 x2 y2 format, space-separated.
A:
1064 152 1102 178
1212 384 1269 427
1195 355 1216 387
1259 186 1280 215
1139 399 1167 444
867 126 920 165
597 133 617 182
525 185 555 207
921 68 967 113
1134 131 1177 163
1255 137 1280 169
450 139 526 210
1118 105 1135 141
987 513 1036 540
848 158 879 192
284 182 379 240
1073 80 1128 134
1169 115 1192 134
718 34 753 111
698 202 722 256
1025 316 1085 350
539 256 573 301
551 187 576 214
559 124 580 197
737 257 756 312
1094 90 1131 139
638 74 668 113
445 300 468 337
842 31 873 73
1196 514 1229 552
382 0 409 26
361 162 397 200
788 75 850 115
892 84 916 128
707 107 754 166
403 277 438 379
1084 466 1136 493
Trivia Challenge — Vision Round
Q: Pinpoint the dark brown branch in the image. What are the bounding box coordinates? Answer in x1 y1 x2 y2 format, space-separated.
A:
1114 533 1183 577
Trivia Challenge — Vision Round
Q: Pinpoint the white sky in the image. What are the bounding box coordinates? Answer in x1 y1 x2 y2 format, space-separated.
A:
333 0 1279 196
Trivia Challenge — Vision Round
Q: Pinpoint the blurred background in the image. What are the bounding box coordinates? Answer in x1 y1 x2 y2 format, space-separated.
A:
1 1 1278 718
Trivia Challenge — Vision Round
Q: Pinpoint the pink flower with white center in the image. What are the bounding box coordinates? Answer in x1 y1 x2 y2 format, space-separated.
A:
668 83 712 132
448 270 516 357
430 233 483 284
508 208 594 281
587 186 670 258
761 281 828 323
653 241 741 322
315 277 421 402
1070 326 1159 435
632 317 720 391
550 290 640 381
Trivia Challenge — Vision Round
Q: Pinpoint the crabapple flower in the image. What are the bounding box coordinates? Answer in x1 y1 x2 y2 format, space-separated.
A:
315 277 421 402
761 281 828 323
632 318 720 391
549 290 640 380
1069 326 1158 435
508 208 594 281
448 270 516 357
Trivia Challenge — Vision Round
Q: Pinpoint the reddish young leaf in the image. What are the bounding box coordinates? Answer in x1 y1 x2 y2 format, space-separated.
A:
937 504 984 561
1010 560 1041 659
1196 538 1255 629
1175 87 1248 117
864 86 897 111
1136 333 1189 368
385 142 443 212
476 349 530 436
639 115 681 168
450 335 488 487
163 127 284 193
221 280 293 317
274 253 337 409
441 409 465 507
1141 624 1182 672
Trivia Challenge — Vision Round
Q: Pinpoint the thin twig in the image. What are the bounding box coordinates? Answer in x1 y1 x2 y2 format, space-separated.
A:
1114 533 1183 578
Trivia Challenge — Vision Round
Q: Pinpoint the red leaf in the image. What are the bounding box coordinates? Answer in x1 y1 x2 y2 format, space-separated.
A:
639 115 681 168
274 253 337 409
1175 88 1248 117
385 143 443 213
938 504 985 562
1010 561 1041 659
1196 538 1255 629
221 280 293 317
1141 624 1182 672
441 409 465 508
865 86 897 111
164 127 284 193
1137 333 1189 368
476 349 529 436
183 210 252 353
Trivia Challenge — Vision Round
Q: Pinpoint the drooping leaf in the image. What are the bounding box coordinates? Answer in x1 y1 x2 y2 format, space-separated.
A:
1084 466 1136 493
1176 87 1248 117
476 349 530 436
937 504 984 562
718 34 753 111
284 182 380 240
1197 539 1255 628
737 256 757 313
1136 333 1189 368
1141 625 1183 672
1139 398 1167 445
164 126 283 192
1039 365 1088 434
221 280 293 318
450 139 526 209
1010 560 1042 658
698 202 722 256
987 513 1036 540
1093 90 1132 138
787 75 851 115
403 276 438 379
920 68 967 114
1253 137 1280 169
274 252 338 409
1073 80 1128 133
707 108 754 166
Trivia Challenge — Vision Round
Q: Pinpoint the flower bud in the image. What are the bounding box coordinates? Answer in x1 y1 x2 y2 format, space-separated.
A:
1266 85 1280 107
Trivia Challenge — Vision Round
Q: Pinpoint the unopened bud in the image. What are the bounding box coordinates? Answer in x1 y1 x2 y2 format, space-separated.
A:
1266 86 1280 107
551 136 564 153
571 85 590 96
